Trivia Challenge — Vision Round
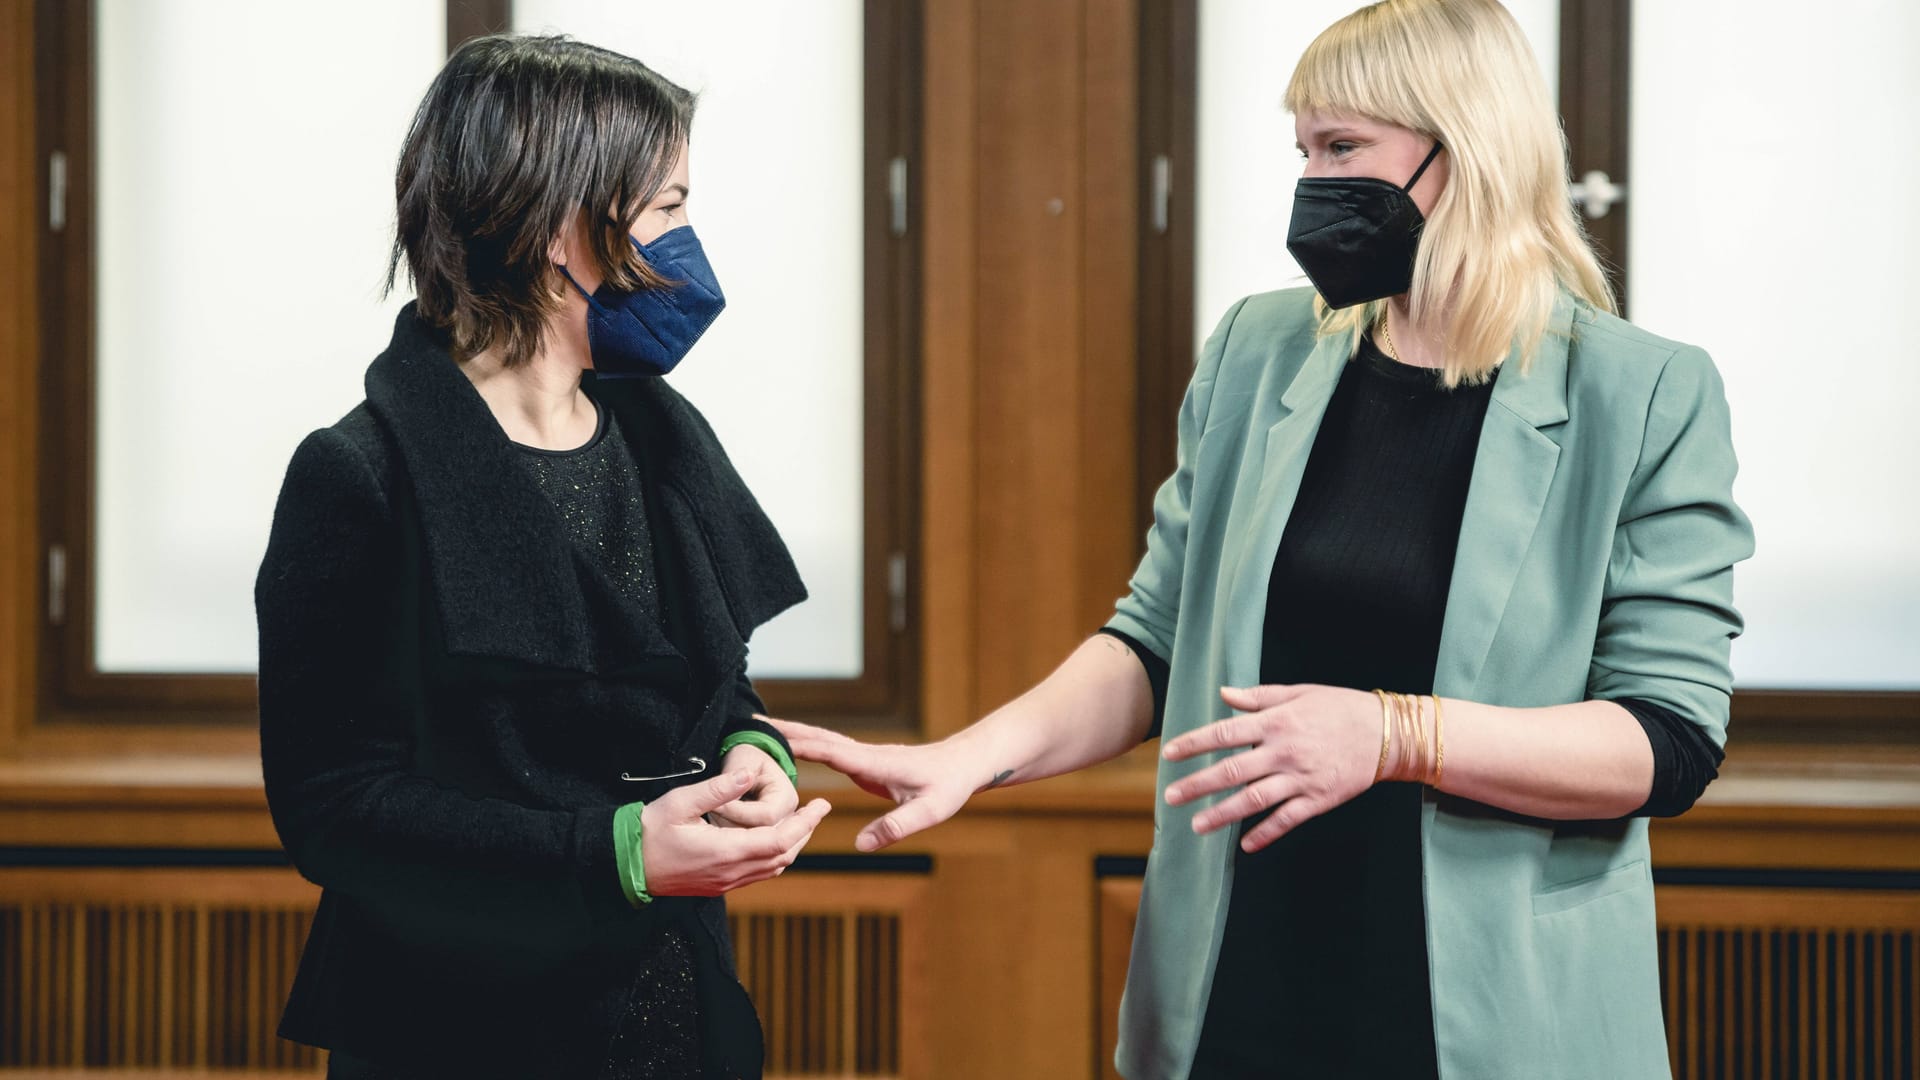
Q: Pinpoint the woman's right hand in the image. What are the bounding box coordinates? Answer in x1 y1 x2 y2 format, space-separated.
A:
765 717 985 852
640 771 832 897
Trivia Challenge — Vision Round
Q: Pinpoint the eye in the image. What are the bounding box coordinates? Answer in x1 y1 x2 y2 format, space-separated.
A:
658 202 684 216
1330 141 1358 156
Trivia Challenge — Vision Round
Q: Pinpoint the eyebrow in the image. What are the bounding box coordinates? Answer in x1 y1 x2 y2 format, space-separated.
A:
1297 126 1365 151
658 183 690 202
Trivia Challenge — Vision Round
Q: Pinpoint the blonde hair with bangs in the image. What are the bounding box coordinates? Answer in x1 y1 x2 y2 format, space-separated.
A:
1284 0 1614 385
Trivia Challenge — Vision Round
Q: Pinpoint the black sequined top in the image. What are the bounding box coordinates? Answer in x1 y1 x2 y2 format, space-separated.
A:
515 404 665 621
514 403 702 1079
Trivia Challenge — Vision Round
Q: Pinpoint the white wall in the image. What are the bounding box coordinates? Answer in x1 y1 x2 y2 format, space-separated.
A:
94 0 444 672
514 0 867 678
1195 0 1559 356
1629 0 1920 688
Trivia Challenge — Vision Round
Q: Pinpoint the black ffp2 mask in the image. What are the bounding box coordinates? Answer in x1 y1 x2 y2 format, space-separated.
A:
1285 141 1444 309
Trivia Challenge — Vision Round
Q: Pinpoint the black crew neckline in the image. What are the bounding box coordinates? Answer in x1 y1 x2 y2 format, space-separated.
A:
1355 334 1451 387
513 400 609 458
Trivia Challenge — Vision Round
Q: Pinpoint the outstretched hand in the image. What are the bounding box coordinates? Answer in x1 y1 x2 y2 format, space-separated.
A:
762 715 999 852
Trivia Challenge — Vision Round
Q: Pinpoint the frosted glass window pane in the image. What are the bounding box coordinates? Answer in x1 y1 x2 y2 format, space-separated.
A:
1195 0 1559 357
514 1 866 679
1629 0 1920 689
93 0 445 672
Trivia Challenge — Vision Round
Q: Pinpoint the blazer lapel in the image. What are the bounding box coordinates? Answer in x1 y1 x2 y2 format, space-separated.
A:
1433 295 1575 698
1220 330 1348 687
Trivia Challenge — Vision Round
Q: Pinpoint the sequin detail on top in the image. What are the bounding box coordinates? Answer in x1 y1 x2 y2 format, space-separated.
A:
600 927 702 1079
515 405 663 622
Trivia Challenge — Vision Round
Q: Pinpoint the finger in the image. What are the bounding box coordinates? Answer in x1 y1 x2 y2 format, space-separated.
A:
763 716 857 747
1219 684 1306 712
1238 797 1324 852
709 796 786 829
1163 748 1278 807
856 796 950 852
669 770 757 819
763 799 833 855
1163 715 1265 761
760 774 802 817
775 730 870 771
729 831 815 891
1190 775 1300 835
762 830 814 879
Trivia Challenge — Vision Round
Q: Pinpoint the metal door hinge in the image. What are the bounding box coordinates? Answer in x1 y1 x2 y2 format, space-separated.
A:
49 151 68 232
888 156 909 237
1150 154 1172 234
48 544 67 626
888 551 908 633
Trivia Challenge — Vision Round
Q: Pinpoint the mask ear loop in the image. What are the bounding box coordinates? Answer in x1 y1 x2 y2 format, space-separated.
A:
1402 140 1445 193
555 263 606 312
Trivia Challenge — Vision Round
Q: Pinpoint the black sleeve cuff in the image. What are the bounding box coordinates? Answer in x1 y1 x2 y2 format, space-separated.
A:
1615 696 1725 817
1096 627 1171 742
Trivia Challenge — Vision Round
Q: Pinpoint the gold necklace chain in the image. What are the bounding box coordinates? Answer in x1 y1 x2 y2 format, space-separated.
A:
1379 315 1398 361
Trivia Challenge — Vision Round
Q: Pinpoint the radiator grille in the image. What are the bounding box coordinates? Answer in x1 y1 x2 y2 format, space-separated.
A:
0 900 320 1070
1659 886 1920 1080
0 867 921 1077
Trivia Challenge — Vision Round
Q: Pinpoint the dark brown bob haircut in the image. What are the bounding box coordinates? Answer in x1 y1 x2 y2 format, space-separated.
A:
386 34 696 366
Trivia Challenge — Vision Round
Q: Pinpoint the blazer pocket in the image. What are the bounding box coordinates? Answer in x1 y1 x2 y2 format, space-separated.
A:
1531 859 1648 918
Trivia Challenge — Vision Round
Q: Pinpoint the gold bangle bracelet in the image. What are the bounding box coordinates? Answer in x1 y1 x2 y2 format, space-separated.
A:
1430 694 1445 788
1371 689 1392 783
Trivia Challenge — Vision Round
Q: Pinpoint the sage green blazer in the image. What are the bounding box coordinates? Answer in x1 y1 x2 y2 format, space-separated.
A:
1106 287 1753 1080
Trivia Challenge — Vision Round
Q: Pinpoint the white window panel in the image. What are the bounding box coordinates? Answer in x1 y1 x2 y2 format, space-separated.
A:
93 0 445 672
1630 0 1920 688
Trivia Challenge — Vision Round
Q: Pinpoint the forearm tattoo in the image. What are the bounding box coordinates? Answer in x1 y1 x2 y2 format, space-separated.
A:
984 769 1015 790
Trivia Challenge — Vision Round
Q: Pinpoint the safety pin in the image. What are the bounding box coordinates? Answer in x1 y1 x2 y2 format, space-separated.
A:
620 756 707 783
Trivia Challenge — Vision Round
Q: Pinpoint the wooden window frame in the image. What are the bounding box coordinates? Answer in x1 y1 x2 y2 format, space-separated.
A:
1134 0 1197 536
30 0 921 731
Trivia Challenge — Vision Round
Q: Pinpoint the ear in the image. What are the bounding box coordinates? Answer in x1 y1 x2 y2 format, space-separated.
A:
547 209 596 295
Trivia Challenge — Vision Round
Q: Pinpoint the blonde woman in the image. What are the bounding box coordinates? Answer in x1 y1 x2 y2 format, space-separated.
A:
775 1 1751 1076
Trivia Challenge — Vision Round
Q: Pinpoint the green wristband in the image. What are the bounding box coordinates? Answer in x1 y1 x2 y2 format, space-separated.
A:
719 730 799 784
612 801 652 907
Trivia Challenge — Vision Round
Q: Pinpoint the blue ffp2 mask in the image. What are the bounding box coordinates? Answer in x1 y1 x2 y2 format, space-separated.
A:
559 226 726 378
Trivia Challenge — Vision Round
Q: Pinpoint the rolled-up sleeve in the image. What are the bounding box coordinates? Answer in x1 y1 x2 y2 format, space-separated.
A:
1587 345 1756 754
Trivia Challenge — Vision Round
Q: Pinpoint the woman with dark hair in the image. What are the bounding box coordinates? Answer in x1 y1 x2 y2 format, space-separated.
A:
256 35 827 1079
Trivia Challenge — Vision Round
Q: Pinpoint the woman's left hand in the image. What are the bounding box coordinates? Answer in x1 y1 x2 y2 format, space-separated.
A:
1162 684 1381 853
708 744 801 829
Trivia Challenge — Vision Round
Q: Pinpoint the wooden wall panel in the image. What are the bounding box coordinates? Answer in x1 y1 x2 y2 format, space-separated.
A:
0 0 38 757
920 0 1144 736
918 0 982 737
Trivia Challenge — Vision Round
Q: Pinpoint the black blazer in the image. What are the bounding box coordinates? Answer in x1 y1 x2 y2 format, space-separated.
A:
256 304 807 1077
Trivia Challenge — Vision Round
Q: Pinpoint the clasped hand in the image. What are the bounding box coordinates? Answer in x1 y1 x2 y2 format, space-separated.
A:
640 745 830 897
